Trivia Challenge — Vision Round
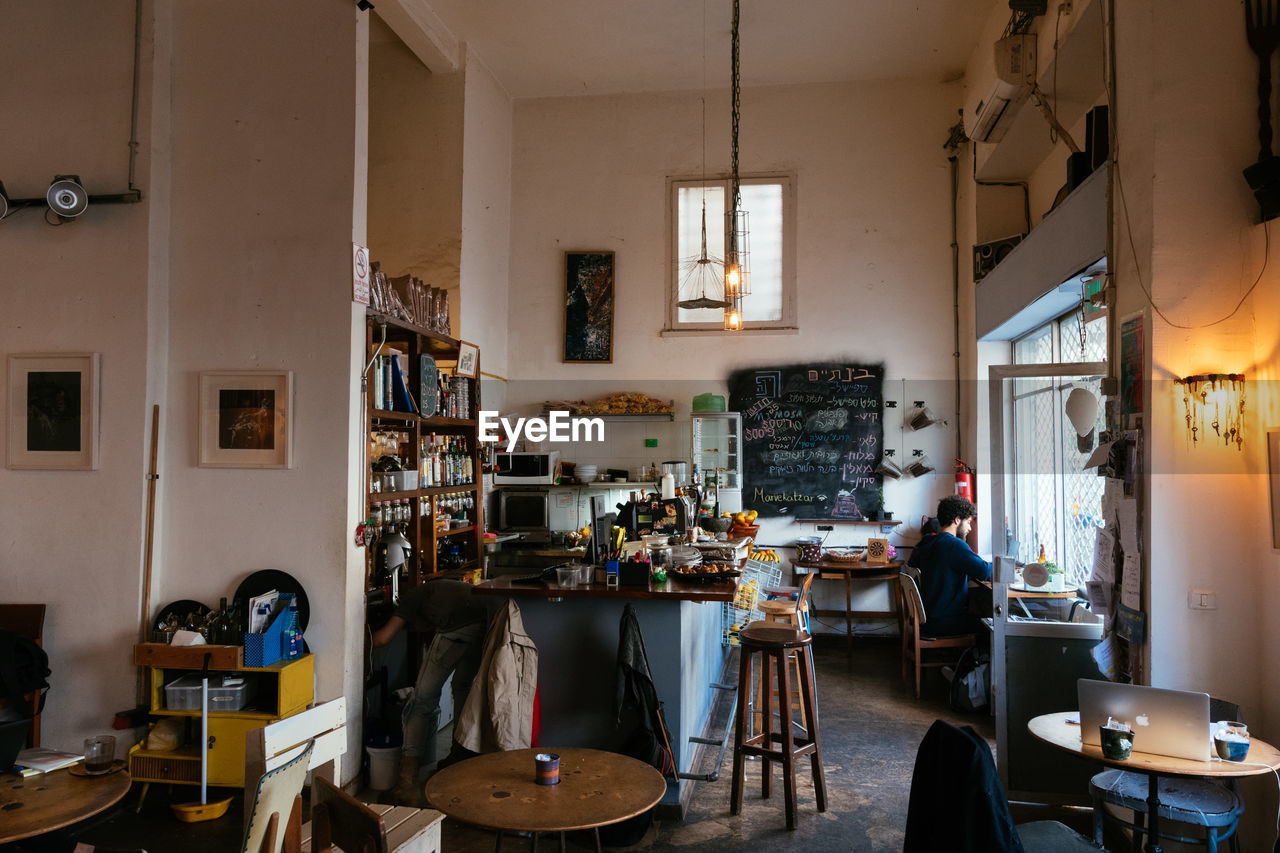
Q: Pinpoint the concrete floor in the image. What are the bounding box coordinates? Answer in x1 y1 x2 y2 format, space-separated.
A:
20 636 1095 852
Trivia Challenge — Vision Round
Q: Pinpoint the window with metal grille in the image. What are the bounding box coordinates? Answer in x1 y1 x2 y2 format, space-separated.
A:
667 175 795 331
1010 310 1107 588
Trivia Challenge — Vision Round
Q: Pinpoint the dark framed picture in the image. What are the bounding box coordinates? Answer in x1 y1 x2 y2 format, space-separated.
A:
564 250 614 363
199 370 294 468
7 353 101 470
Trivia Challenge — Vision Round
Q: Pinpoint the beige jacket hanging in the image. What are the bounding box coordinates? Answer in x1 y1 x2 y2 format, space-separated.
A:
454 598 538 753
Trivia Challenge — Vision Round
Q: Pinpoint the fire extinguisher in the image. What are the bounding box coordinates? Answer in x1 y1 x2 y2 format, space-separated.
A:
955 459 978 550
954 458 975 502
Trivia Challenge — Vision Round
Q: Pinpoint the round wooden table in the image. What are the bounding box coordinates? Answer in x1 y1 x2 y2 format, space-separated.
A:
0 765 132 844
424 747 666 852
1028 712 1280 853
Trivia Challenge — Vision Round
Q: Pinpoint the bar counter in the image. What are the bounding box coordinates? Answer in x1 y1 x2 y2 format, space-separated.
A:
473 574 737 602
472 573 732 813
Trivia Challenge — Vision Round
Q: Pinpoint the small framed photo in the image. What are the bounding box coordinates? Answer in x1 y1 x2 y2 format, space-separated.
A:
455 341 479 379
7 353 101 470
199 370 294 468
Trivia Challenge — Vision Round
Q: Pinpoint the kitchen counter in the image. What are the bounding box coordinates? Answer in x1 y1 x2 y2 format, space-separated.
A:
474 574 736 602
473 570 731 816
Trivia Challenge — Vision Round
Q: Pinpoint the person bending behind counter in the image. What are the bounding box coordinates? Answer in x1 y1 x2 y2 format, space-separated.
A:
909 495 991 636
372 579 488 803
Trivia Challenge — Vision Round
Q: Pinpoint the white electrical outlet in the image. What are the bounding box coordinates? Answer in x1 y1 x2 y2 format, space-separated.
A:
1187 589 1217 610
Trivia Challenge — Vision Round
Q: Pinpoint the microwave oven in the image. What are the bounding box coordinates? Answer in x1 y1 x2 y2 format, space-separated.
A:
494 450 561 485
498 488 551 534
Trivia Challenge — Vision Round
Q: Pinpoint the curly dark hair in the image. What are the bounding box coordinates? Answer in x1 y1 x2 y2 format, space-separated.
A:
936 495 976 528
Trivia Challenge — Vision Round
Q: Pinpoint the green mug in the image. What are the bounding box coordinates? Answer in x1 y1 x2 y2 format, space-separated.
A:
1100 726 1134 760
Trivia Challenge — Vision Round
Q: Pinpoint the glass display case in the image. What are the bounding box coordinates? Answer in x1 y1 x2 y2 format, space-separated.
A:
691 411 742 497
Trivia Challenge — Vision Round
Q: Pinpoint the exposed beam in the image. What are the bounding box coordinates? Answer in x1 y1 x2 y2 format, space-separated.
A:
376 0 459 73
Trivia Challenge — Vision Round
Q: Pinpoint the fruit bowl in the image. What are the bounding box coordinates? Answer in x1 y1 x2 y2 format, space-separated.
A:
730 523 760 540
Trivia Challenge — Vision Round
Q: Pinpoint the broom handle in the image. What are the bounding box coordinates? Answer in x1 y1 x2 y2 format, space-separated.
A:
136 405 160 705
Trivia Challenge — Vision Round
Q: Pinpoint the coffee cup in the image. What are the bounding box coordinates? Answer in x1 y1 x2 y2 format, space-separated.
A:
84 735 116 773
1213 721 1249 761
534 752 560 785
1099 726 1134 761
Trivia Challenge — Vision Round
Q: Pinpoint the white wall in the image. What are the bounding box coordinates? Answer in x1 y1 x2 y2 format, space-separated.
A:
459 51 513 378
505 81 968 558
1 1 368 777
368 14 465 333
0 1 155 745
1114 0 1279 841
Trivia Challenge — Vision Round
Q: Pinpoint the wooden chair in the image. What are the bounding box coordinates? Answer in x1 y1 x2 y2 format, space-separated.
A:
0 603 47 747
242 741 315 853
897 573 975 699
244 699 442 853
1089 697 1245 852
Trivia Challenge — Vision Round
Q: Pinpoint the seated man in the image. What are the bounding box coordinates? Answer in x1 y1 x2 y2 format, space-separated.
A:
908 495 990 636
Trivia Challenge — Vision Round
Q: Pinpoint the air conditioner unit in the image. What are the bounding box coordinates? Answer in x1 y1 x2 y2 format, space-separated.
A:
965 34 1037 144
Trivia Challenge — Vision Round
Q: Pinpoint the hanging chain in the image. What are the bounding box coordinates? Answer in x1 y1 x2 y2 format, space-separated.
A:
728 0 742 256
1077 281 1088 360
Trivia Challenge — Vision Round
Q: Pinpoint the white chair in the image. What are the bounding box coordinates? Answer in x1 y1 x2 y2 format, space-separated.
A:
244 698 443 853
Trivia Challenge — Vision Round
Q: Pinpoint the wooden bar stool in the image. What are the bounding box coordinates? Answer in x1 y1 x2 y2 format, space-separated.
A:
730 622 827 830
755 572 815 734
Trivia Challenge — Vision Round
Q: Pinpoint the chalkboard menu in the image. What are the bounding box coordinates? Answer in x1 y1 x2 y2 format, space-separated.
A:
728 363 884 519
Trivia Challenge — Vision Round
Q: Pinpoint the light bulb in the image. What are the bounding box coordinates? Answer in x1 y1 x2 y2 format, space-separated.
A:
724 310 742 331
725 265 740 290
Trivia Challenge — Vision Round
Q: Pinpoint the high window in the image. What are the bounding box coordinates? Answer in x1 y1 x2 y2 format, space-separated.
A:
667 175 795 332
1009 309 1108 588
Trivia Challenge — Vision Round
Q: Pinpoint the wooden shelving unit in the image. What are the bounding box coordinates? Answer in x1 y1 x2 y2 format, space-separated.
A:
365 313 485 591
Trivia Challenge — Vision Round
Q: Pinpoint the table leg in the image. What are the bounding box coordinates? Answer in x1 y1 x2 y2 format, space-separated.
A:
593 827 602 853
844 573 853 653
530 830 538 852
1144 772 1163 853
494 829 504 853
559 830 566 853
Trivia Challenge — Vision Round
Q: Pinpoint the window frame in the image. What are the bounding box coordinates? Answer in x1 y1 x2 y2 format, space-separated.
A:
664 172 797 334
1003 309 1108 587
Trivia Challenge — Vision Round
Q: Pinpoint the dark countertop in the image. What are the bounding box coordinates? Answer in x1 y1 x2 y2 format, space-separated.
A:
474 574 737 603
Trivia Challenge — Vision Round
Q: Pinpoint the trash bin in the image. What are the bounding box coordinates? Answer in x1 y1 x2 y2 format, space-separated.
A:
366 733 402 791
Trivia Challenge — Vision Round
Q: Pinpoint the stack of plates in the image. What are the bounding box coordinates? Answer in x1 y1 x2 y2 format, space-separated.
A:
575 465 598 483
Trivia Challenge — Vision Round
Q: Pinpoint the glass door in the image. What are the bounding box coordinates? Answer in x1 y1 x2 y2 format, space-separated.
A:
988 361 1109 804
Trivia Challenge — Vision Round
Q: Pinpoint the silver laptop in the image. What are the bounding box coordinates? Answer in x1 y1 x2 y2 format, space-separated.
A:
1078 679 1211 761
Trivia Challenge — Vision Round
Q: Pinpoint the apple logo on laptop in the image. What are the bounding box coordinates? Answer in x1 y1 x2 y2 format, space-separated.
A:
1135 714 1150 728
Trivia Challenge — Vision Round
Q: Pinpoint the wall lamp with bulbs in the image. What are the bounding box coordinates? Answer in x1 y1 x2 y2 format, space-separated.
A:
0 176 142 222
1176 373 1246 450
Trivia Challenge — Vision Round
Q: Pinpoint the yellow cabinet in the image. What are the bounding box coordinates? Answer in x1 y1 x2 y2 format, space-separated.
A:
128 644 313 787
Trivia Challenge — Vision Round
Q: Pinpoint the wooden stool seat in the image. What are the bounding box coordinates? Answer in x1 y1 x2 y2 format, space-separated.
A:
758 598 801 618
731 622 827 830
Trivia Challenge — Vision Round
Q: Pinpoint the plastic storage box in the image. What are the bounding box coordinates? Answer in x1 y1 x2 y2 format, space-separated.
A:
164 673 255 711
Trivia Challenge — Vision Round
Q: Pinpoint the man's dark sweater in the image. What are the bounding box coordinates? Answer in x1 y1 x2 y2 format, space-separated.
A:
909 531 991 635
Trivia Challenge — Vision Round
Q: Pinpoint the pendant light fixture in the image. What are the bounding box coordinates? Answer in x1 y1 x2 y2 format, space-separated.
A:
676 2 729 311
723 0 750 331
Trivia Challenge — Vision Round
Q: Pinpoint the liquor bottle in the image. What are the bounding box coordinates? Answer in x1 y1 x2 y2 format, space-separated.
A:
1038 543 1047 563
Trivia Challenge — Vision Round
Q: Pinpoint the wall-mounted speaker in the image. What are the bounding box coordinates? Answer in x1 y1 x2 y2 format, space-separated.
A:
972 234 1024 282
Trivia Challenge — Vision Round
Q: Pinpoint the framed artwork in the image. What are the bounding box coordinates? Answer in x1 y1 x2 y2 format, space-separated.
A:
564 250 614 363
455 341 479 379
199 370 294 468
7 353 101 470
